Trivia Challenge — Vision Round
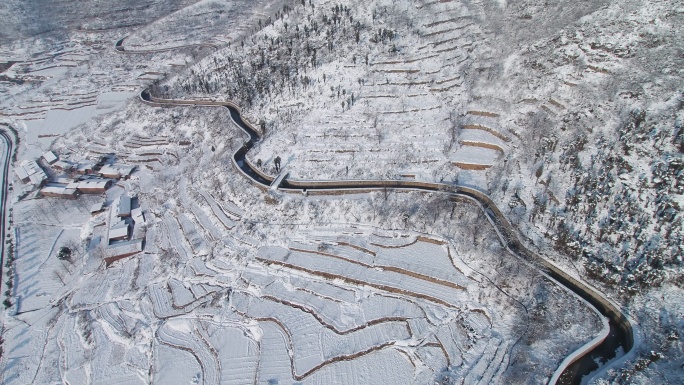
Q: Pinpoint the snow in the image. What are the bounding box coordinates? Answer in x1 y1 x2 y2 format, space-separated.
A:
451 146 501 167
3 0 678 383
205 324 260 385
42 150 58 164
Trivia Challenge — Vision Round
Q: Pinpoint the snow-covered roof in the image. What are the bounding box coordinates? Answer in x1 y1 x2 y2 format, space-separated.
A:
29 172 47 185
109 221 129 240
42 151 58 164
100 164 135 178
131 207 145 225
52 160 73 170
104 239 143 258
76 179 111 190
40 186 62 194
99 165 121 178
17 160 47 184
14 167 29 180
118 195 131 216
41 186 66 194
76 162 96 173
90 202 105 213
40 186 78 197
53 177 74 184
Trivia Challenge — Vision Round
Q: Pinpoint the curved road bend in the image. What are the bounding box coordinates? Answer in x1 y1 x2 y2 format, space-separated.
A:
115 37 218 54
139 88 634 384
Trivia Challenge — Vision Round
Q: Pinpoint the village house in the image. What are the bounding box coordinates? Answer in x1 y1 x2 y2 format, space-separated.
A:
52 160 74 172
109 221 130 242
103 239 143 265
131 207 145 225
42 151 58 165
99 164 136 179
90 202 105 215
75 162 97 175
117 195 132 217
68 179 113 194
39 186 79 199
15 160 48 186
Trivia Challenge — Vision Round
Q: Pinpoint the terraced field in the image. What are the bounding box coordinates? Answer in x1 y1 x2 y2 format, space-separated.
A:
2 164 603 383
5 0 675 383
173 0 519 185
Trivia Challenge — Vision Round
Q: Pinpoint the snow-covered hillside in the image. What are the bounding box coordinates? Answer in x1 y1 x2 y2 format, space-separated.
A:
1 0 682 384
160 1 683 381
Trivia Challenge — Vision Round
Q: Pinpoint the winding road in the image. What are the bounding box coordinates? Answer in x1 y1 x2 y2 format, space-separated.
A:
138 89 634 385
115 37 218 54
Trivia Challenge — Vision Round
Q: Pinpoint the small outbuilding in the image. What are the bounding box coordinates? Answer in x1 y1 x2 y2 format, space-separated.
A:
104 239 143 265
90 202 105 214
16 160 47 186
131 207 145 225
75 163 96 175
42 151 58 164
75 179 113 194
52 160 74 171
117 195 132 217
40 186 79 199
109 221 130 241
100 164 136 179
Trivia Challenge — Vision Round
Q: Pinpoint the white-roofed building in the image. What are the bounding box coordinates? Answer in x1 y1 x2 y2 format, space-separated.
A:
16 160 47 186
90 202 105 214
104 239 143 265
100 164 136 179
52 160 74 171
40 186 78 199
131 208 145 225
14 167 29 183
75 179 113 194
42 151 58 164
109 221 130 241
118 195 132 217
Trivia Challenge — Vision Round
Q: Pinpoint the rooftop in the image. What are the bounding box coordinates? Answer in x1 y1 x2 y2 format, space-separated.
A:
118 195 132 216
90 202 105 213
104 238 143 259
42 151 58 164
109 221 129 240
16 160 47 184
131 207 145 225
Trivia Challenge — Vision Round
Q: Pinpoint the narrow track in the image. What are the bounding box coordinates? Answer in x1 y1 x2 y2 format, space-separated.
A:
0 130 11 282
0 130 13 331
115 37 218 54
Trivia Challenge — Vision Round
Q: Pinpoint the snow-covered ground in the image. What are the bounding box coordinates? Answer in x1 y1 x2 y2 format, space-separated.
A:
2 185 604 384
1 0 682 384
154 0 684 381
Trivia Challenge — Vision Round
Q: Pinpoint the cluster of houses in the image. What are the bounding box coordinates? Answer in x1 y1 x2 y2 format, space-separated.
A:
16 150 147 265
15 159 48 186
14 150 136 199
102 194 146 265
